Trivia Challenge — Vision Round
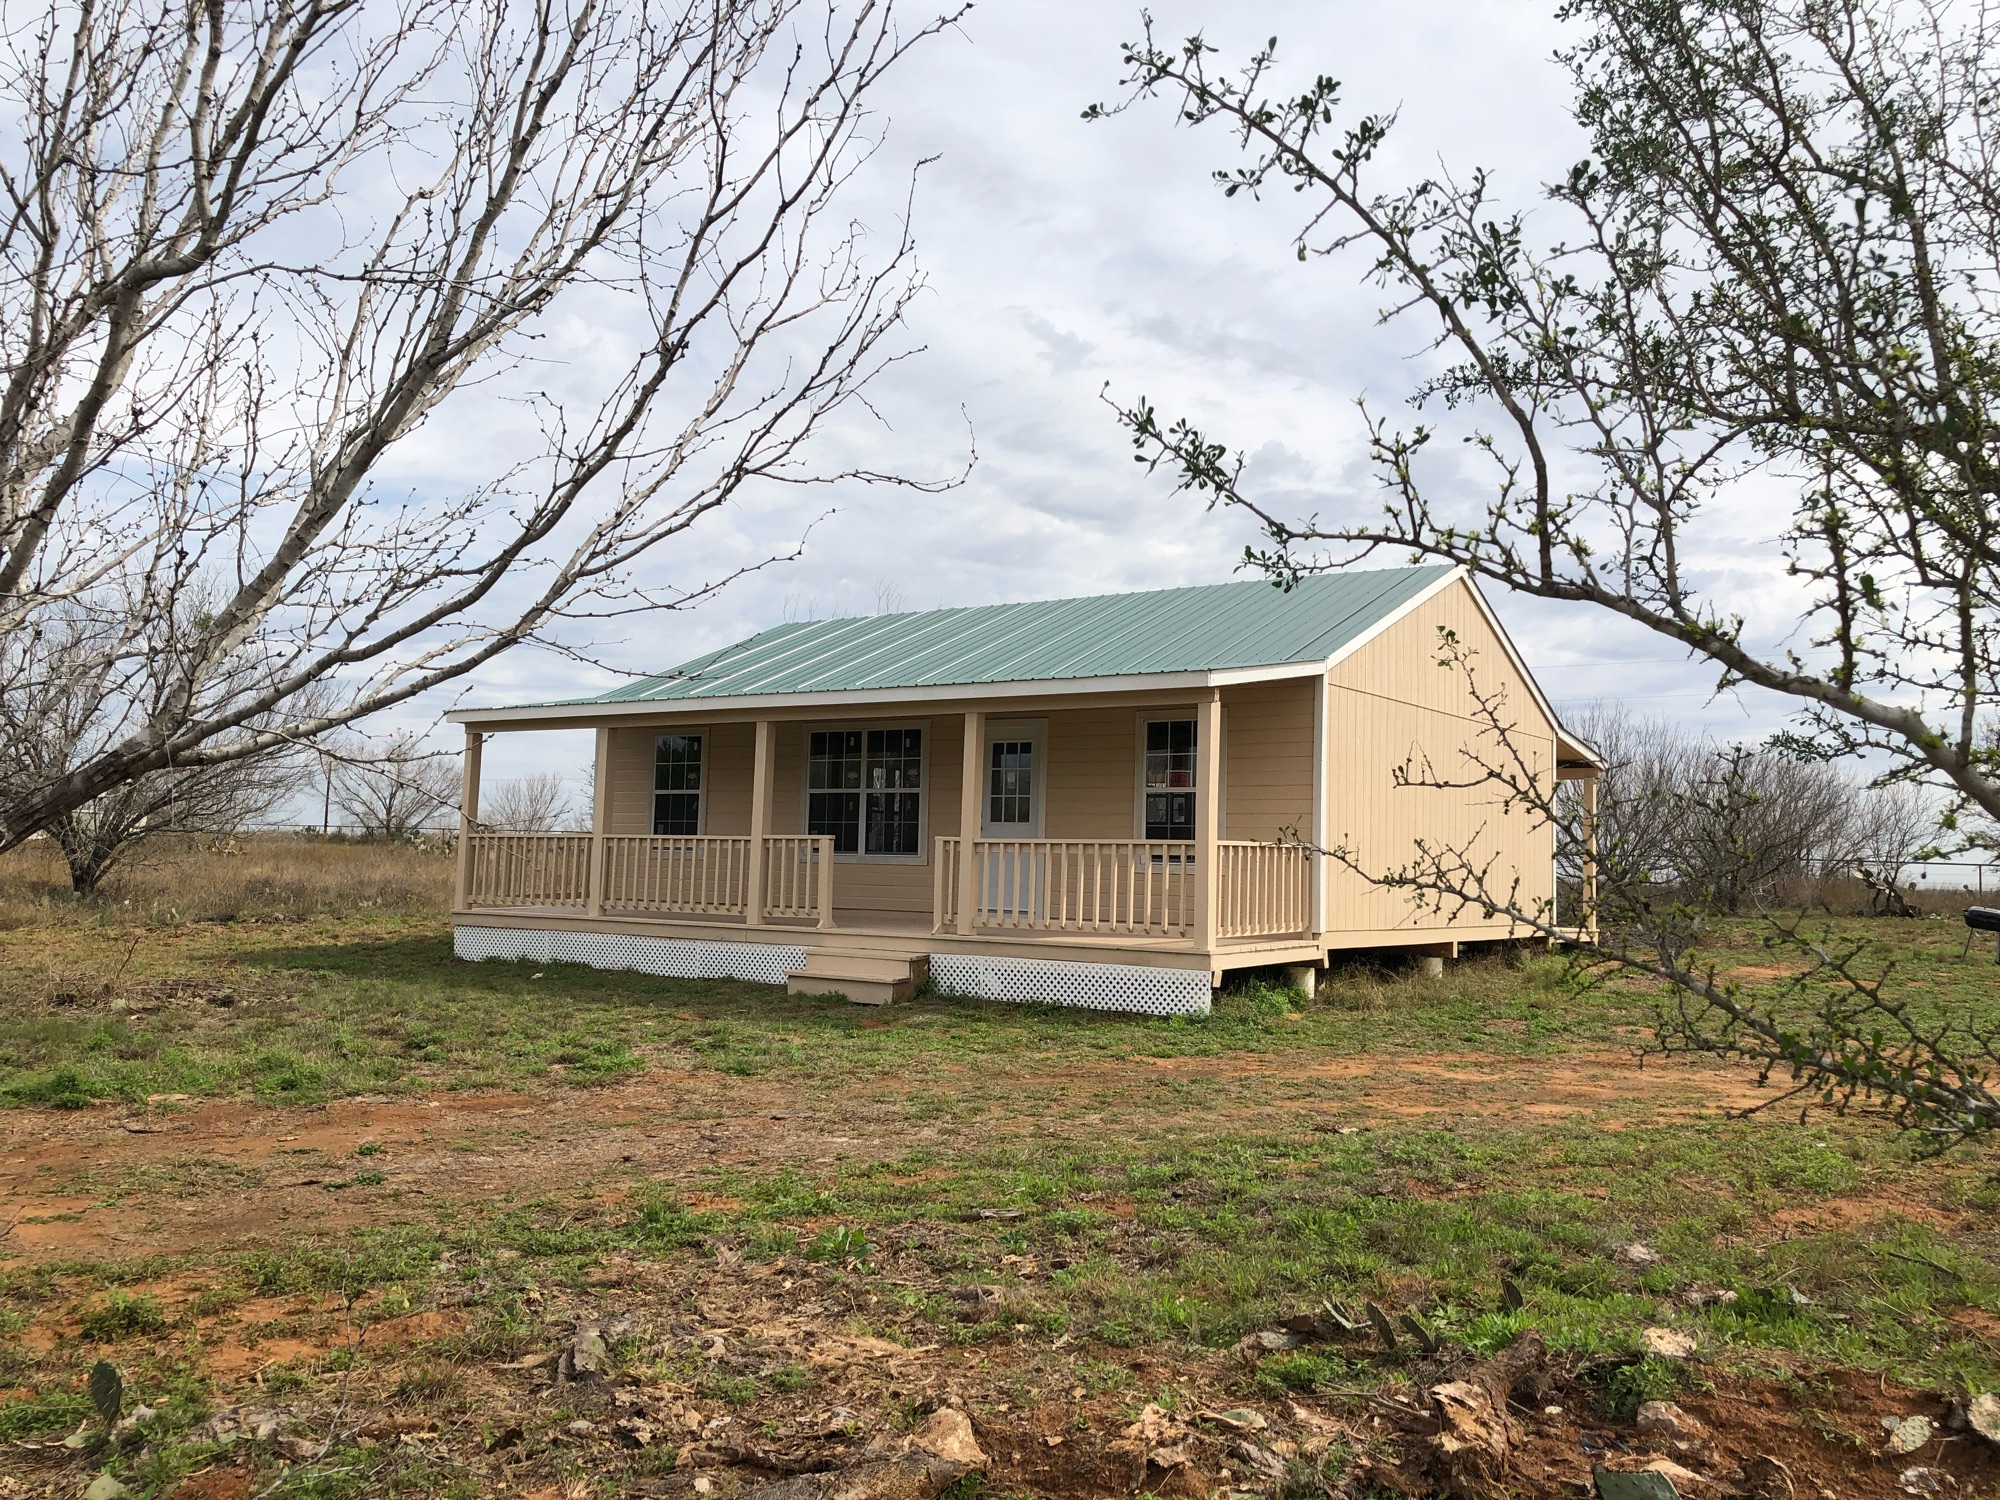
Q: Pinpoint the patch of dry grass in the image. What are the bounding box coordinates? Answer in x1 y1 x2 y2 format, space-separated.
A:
0 834 451 928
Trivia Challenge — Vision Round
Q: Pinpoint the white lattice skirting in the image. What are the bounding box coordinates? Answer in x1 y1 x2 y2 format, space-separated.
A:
454 924 1212 1016
454 925 807 986
929 953 1212 1017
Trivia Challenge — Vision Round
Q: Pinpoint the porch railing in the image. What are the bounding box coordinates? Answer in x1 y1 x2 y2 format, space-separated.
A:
935 837 1197 937
934 837 1315 941
603 835 751 915
762 835 835 925
1217 841 1314 939
463 832 833 927
463 832 595 908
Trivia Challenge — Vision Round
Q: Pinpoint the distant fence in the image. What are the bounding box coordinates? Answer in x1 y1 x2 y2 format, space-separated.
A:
1826 860 1995 895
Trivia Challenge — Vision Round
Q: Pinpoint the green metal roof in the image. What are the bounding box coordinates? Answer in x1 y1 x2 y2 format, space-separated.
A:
533 565 1456 707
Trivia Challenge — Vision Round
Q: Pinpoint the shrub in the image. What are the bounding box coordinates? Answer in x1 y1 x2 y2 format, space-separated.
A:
1603 1357 1682 1422
806 1225 869 1262
79 1290 168 1341
4 1067 94 1109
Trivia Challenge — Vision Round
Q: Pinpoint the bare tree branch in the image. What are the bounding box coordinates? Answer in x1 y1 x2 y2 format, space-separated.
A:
1089 0 1999 848
0 0 969 852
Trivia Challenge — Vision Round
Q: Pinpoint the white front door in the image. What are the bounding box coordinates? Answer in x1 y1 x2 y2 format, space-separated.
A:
980 720 1045 917
981 720 1045 838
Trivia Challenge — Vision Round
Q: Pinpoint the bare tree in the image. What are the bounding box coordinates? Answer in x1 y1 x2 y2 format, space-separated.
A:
329 731 458 838
0 599 313 889
48 753 310 896
0 0 965 856
1560 703 1941 912
481 770 573 831
1090 0 1998 851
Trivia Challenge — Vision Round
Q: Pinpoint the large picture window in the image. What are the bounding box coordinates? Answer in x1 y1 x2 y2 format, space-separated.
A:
1142 718 1196 840
808 726 924 855
653 734 703 834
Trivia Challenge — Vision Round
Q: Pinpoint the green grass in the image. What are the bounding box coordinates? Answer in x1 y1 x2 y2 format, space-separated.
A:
0 920 1640 1108
2 896 1998 1495
7 902 1994 1111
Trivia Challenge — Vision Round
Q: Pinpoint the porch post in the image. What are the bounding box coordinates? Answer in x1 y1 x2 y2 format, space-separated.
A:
454 728 483 911
956 709 984 935
1580 772 1600 941
586 727 611 917
745 719 772 926
1310 671 1327 937
1193 690 1222 951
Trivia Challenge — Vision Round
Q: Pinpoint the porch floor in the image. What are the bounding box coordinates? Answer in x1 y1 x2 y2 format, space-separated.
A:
453 902 1329 973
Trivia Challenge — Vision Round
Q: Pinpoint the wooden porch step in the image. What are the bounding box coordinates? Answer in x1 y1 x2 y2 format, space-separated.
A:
786 948 929 1006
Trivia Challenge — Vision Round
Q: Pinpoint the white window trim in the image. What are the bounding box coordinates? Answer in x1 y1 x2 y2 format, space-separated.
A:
799 718 932 864
982 718 1048 839
1131 707 1225 842
651 726 709 836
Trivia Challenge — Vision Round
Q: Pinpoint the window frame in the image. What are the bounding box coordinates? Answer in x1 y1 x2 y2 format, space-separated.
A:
1131 708 1224 843
799 718 932 864
651 728 708 837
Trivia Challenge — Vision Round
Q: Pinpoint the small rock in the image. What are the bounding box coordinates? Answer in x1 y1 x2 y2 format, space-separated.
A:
1622 1243 1663 1267
1680 1285 1737 1309
1594 1467 1682 1499
908 1409 984 1468
1637 1328 1697 1360
1636 1402 1704 1443
1967 1392 2000 1445
1203 1408 1269 1432
1644 1457 1708 1487
567 1418 597 1437
1232 1439 1289 1481
1897 1467 1951 1496
1252 1329 1302 1351
1146 1442 1190 1470
559 1323 611 1382
1882 1414 1933 1455
83 1477 127 1500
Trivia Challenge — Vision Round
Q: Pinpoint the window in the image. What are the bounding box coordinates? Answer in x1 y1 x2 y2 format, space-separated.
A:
1143 718 1196 840
988 739 1034 827
808 726 923 855
653 734 703 834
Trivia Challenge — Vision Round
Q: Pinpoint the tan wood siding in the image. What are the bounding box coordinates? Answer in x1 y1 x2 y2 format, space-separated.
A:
604 723 753 836
1044 706 1138 838
1218 679 1315 842
605 726 653 836
1323 578 1556 935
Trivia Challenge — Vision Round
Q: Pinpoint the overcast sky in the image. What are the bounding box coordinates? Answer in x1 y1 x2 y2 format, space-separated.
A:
447 1 1810 791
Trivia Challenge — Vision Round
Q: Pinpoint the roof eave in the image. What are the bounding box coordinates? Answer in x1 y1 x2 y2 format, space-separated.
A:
447 657 1332 726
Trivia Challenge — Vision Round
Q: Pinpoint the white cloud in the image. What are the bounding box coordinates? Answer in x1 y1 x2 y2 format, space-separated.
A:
388 1 1825 788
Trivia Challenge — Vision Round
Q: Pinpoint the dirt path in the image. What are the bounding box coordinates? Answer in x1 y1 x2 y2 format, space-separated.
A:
2 1048 1778 1261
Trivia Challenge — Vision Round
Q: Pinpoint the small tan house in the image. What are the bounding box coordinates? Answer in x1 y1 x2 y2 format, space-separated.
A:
448 564 1600 1014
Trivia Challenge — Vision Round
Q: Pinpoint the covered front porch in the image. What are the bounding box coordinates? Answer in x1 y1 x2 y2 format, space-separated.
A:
452 689 1324 967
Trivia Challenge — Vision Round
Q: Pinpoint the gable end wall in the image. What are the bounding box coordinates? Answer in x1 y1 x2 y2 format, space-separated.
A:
1322 578 1557 937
